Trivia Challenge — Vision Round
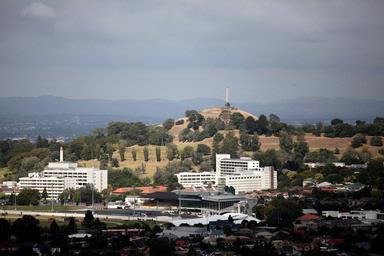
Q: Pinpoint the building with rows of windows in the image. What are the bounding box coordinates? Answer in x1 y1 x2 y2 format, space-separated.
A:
176 154 277 194
18 147 108 199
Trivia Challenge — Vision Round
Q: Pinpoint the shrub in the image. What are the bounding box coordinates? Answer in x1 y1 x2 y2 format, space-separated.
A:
370 136 383 147
351 133 367 148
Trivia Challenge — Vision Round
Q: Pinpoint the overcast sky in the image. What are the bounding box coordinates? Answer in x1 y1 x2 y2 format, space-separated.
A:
0 0 383 103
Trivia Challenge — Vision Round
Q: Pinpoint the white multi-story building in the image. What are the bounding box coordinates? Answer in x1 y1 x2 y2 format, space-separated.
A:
177 154 277 194
18 147 108 199
176 172 217 187
216 154 260 176
19 172 77 199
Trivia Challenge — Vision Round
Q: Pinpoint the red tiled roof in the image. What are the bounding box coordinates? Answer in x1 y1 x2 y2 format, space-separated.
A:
296 214 320 221
112 186 167 194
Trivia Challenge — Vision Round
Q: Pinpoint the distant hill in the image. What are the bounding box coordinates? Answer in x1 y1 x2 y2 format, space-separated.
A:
0 95 383 123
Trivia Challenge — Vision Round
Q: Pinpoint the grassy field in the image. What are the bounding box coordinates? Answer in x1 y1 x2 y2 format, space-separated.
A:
1 214 153 228
1 205 82 212
0 167 9 181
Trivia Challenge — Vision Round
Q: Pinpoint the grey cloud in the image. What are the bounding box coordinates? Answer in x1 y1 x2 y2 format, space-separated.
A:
0 0 383 102
20 2 56 18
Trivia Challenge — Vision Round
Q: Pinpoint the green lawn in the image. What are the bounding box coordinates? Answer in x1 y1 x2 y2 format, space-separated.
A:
2 214 160 229
1 205 82 212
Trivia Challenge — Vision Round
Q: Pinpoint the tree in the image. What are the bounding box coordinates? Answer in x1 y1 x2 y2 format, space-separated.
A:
202 118 221 136
111 158 119 167
252 205 265 220
341 149 366 164
49 219 59 234
41 187 48 201
305 148 336 163
17 189 40 205
94 218 107 230
143 146 149 162
156 146 161 162
213 133 224 143
36 136 49 148
293 136 309 159
148 126 173 145
224 186 236 195
105 143 114 161
269 113 282 135
0 219 11 241
370 136 383 146
240 133 260 151
163 118 174 130
185 110 205 130
67 217 77 234
147 237 174 256
230 112 245 129
166 144 178 161
179 128 194 142
118 142 126 161
131 149 137 161
82 210 95 228
245 116 257 134
181 146 194 160
331 118 344 125
255 114 269 135
265 198 301 227
279 131 293 153
221 133 239 158
253 149 282 169
196 144 211 155
351 133 367 148
192 152 203 165
12 215 41 242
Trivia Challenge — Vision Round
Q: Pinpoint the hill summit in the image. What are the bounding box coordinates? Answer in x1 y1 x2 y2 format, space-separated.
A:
199 106 258 120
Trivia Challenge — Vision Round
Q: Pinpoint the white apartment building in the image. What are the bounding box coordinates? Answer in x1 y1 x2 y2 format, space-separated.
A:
18 147 108 199
216 154 260 176
177 154 277 194
176 172 217 187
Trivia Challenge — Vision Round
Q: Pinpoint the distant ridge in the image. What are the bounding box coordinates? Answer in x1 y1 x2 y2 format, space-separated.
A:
0 95 383 122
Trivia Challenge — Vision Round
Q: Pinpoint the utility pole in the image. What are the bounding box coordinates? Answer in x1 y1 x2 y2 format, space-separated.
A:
13 191 16 210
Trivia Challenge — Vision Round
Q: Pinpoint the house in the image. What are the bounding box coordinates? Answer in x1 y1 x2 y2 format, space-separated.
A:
161 226 208 239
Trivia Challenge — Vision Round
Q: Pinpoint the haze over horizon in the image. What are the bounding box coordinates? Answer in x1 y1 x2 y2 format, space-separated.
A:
1 0 384 102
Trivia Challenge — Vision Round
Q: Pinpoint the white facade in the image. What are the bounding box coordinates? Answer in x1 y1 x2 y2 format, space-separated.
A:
176 172 217 187
19 172 77 199
43 162 108 192
224 167 277 193
322 210 384 221
18 147 108 199
216 154 260 176
177 154 277 194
